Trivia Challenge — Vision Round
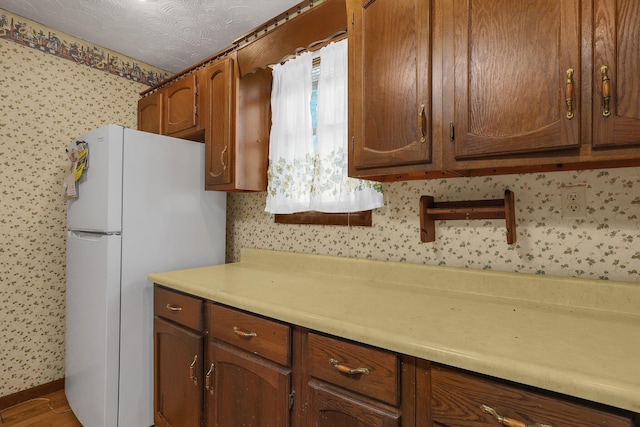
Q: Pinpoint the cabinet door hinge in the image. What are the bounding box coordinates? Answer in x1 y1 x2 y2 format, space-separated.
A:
352 12 355 29
289 390 296 411
449 122 455 142
195 105 198 116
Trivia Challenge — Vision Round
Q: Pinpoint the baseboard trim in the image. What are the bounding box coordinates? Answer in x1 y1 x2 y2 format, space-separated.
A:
0 378 65 410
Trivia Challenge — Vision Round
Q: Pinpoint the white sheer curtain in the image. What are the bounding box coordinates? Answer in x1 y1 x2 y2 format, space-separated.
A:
266 39 384 214
265 50 314 214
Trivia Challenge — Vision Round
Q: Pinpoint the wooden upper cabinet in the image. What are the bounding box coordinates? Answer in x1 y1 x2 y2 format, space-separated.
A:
203 57 235 189
348 0 433 179
164 74 203 139
593 0 640 149
448 0 581 159
202 53 270 192
138 89 163 134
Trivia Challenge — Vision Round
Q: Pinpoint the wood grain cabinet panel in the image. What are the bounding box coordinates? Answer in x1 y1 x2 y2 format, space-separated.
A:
202 53 270 191
205 342 292 427
164 74 202 139
307 380 401 427
307 332 399 407
593 0 640 148
347 0 434 179
138 89 163 134
154 285 203 331
209 303 291 367
153 317 204 427
303 332 409 427
448 0 581 159
203 57 234 189
430 364 635 427
206 302 292 427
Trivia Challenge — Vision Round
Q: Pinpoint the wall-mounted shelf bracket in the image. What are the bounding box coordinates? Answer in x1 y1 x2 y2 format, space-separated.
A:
419 190 516 244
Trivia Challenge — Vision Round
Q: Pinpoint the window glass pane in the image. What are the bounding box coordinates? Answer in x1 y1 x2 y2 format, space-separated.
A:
311 58 320 150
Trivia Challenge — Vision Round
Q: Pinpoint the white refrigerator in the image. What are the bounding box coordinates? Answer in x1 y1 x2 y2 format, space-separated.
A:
65 125 226 427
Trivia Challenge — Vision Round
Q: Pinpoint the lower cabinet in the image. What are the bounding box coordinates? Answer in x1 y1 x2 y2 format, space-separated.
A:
206 342 291 426
307 381 400 427
304 332 404 427
205 302 292 427
154 285 638 427
425 364 635 427
153 287 205 427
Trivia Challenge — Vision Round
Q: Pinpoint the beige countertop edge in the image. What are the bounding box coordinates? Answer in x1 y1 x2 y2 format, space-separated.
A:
148 251 640 414
238 249 640 315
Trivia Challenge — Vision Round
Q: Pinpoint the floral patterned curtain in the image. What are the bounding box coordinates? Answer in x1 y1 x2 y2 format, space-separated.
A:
265 39 383 214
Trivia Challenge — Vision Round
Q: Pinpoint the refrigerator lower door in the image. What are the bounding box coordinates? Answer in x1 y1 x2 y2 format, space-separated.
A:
65 231 122 427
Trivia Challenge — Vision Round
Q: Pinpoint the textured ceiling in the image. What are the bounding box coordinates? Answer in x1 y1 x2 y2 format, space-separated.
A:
0 0 302 73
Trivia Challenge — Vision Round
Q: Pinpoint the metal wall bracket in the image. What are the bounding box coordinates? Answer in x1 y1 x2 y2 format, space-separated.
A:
419 190 516 244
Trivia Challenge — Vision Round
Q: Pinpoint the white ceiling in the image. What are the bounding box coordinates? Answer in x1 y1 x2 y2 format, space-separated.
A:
0 0 302 73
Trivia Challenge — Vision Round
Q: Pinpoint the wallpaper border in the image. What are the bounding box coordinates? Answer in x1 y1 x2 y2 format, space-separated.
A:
0 8 170 86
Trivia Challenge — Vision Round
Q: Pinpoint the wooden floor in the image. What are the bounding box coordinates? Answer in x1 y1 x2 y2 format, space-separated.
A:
0 389 82 426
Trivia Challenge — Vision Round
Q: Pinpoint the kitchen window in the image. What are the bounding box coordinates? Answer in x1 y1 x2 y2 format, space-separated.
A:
265 39 383 222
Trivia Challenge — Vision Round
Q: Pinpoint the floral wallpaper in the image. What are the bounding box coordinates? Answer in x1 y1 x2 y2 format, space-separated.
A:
0 8 169 86
0 37 147 397
228 167 640 283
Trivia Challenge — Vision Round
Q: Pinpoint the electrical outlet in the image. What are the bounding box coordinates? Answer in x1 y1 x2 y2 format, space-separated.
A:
561 185 587 218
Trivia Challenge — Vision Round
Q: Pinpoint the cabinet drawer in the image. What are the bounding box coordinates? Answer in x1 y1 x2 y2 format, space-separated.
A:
208 303 290 366
154 286 203 331
431 364 634 427
307 332 399 406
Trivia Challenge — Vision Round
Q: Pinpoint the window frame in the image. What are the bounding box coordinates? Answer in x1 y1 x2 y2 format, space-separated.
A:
275 210 372 226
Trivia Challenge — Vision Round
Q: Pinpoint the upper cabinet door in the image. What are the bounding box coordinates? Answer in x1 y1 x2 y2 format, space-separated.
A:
593 0 640 148
138 90 163 135
165 74 199 136
204 57 235 189
450 0 581 159
348 0 432 177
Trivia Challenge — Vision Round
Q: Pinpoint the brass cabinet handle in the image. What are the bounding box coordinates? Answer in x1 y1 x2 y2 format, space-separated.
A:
205 363 214 395
220 145 228 170
600 65 611 117
233 326 257 338
565 68 575 120
418 103 426 143
482 405 553 427
189 355 198 385
329 358 370 375
165 304 182 312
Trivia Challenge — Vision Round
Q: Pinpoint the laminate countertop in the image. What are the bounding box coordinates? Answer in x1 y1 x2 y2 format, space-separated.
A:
149 248 640 413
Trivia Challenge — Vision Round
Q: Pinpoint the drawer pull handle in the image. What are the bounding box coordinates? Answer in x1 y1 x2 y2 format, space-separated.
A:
482 404 553 427
600 65 611 117
220 145 228 170
418 103 426 143
233 326 257 338
165 304 182 312
565 68 575 120
205 363 214 395
329 358 370 375
189 355 198 385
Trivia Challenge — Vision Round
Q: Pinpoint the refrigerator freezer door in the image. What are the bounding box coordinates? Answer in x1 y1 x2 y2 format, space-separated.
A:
66 125 124 233
65 231 122 427
118 129 226 427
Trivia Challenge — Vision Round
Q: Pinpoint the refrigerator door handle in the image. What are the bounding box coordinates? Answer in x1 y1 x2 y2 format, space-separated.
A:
68 231 119 240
